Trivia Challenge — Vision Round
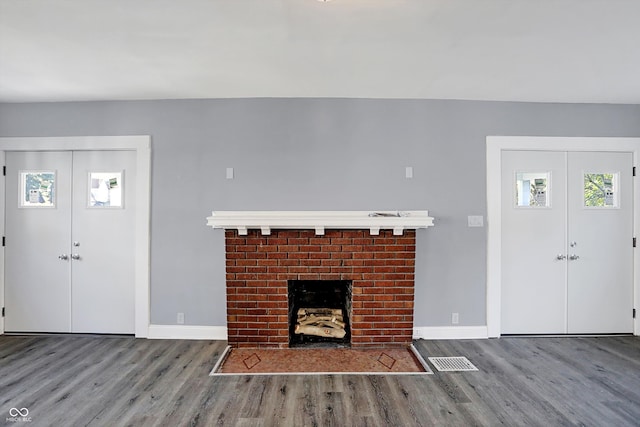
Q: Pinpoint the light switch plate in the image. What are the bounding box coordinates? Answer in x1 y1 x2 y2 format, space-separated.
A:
226 167 234 180
405 166 413 179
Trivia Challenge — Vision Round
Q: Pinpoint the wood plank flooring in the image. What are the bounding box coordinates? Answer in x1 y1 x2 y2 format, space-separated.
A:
1 335 639 426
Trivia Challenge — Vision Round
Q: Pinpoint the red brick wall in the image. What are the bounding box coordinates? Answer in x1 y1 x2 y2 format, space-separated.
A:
224 229 416 348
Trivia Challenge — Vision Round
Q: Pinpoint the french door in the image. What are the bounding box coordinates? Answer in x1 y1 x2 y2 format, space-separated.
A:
4 150 136 334
501 150 634 334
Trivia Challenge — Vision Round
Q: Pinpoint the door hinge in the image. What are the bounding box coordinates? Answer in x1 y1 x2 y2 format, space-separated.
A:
634 237 637 248
634 166 637 177
1 236 4 247
1 307 4 317
2 166 5 176
634 308 636 319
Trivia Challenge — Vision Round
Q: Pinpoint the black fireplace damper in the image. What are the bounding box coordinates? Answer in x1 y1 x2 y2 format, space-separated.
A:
288 280 352 347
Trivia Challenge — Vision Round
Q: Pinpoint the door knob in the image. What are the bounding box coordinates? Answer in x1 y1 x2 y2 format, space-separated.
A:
71 254 81 260
569 254 580 260
556 254 567 260
58 254 69 260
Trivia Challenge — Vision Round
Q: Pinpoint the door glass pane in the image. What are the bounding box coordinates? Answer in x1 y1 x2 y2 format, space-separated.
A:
20 170 56 207
584 172 618 208
515 172 550 207
89 172 123 208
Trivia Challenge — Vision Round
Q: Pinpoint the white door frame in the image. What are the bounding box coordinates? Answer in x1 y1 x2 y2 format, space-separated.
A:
0 136 151 337
487 136 640 337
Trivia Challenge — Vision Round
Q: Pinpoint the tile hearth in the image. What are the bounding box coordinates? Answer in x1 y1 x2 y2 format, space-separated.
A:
212 347 431 375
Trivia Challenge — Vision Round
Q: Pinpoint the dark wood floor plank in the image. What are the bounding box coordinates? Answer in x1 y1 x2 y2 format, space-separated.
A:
414 337 638 426
1 335 639 426
507 338 640 426
165 341 228 417
453 339 586 425
80 339 179 425
2 336 127 417
251 375 293 427
45 340 151 425
468 338 619 425
343 375 376 421
298 375 324 427
239 375 273 419
190 374 238 426
236 418 265 427
366 375 429 426
117 340 224 426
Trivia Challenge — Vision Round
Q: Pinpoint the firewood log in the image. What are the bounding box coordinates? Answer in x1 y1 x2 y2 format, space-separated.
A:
297 314 344 325
298 315 345 328
297 308 342 317
317 321 344 329
294 324 346 338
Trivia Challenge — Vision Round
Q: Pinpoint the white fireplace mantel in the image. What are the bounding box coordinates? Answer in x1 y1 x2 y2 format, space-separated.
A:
206 210 434 236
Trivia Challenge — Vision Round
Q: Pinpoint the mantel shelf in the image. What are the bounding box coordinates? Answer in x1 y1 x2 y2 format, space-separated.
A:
206 210 434 236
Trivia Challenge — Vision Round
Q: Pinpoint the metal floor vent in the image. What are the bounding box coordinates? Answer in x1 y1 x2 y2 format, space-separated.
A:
428 356 478 372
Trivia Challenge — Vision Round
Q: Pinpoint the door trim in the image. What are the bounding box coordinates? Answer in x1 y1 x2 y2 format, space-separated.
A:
0 136 151 337
487 136 640 337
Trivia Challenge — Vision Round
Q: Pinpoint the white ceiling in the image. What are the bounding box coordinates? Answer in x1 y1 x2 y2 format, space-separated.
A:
1 0 639 104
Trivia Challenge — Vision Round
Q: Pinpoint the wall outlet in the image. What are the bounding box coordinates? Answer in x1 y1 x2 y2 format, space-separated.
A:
177 312 185 324
451 312 459 324
467 215 484 227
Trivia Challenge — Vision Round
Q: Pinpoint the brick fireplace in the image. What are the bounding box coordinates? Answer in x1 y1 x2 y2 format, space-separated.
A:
208 211 434 349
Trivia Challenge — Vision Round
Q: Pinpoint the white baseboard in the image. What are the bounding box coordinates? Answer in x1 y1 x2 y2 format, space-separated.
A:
147 325 227 340
413 326 488 340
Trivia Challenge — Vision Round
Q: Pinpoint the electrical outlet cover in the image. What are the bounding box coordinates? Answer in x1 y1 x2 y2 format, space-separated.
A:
467 215 484 227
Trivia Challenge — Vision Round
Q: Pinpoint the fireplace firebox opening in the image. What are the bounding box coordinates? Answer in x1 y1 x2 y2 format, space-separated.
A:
288 280 352 348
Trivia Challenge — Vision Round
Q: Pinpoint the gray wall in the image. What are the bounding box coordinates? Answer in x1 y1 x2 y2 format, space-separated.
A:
1 99 639 327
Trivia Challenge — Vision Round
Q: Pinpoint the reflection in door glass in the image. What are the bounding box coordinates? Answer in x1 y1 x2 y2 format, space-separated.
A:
584 173 617 208
89 172 122 207
20 171 56 207
515 172 550 207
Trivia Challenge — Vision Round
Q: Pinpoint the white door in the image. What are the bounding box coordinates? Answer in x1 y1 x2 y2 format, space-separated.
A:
567 152 633 333
5 152 73 332
4 150 136 334
71 151 136 333
501 151 568 334
501 150 633 334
